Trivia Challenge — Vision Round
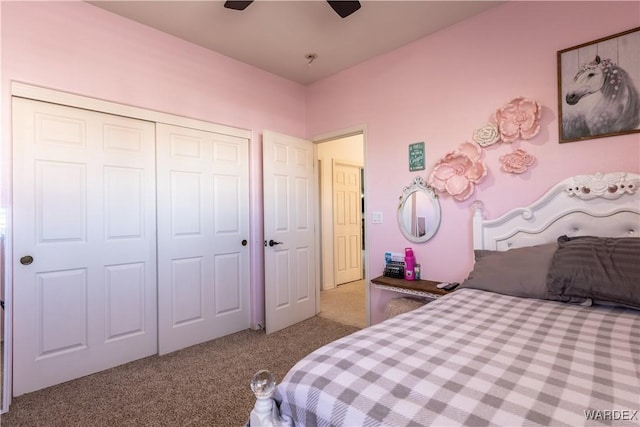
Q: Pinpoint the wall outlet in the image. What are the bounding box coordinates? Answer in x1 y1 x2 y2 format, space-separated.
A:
372 211 383 224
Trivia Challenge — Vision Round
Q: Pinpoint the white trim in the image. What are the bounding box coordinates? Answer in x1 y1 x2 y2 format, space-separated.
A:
312 124 367 144
1 227 10 414
11 82 252 139
313 143 321 317
312 125 370 326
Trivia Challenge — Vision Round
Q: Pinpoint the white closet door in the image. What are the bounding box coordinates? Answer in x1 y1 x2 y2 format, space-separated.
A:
156 123 250 355
13 98 157 396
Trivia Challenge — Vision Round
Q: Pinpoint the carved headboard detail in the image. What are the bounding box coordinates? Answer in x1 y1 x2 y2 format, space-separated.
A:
565 172 638 200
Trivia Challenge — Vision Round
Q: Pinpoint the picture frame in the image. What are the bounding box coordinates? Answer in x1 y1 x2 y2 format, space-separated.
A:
557 27 640 143
408 142 425 172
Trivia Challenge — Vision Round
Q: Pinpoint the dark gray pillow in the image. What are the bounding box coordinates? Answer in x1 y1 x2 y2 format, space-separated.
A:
546 235 640 309
459 243 558 299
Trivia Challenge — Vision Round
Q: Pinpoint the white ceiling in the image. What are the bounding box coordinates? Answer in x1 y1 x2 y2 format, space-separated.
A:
89 1 503 85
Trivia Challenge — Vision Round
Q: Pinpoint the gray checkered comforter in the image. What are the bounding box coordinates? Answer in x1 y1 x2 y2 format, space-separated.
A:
273 288 640 426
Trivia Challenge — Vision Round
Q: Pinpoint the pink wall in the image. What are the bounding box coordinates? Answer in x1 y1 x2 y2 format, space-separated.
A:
1 1 307 327
306 1 640 323
2 1 639 328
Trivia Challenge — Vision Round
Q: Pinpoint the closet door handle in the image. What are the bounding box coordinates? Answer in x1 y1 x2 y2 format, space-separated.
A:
241 239 248 246
20 255 34 265
268 240 282 247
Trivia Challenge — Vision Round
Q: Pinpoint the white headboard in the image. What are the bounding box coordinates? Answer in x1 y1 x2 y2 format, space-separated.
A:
473 172 640 250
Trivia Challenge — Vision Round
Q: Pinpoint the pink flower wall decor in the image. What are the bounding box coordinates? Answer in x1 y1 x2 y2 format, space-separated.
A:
494 97 542 143
500 148 536 174
428 142 487 201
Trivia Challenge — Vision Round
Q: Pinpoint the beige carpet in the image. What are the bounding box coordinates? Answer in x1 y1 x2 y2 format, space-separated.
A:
0 316 359 427
318 279 366 328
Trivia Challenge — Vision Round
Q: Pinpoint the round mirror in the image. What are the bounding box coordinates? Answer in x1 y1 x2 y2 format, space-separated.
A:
397 177 441 243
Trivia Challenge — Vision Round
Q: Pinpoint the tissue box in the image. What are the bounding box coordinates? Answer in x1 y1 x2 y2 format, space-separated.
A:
384 252 404 263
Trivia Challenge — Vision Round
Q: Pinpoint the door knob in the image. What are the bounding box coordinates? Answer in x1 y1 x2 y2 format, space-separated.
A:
268 240 282 247
20 255 34 265
241 239 248 246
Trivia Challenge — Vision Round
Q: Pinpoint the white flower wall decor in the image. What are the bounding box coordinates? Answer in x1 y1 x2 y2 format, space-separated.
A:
472 123 500 147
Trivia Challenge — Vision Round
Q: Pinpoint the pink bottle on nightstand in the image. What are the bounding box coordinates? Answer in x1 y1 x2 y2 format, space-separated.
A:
404 247 416 281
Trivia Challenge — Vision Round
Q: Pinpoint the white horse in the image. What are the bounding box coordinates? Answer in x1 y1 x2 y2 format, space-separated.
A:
563 55 640 140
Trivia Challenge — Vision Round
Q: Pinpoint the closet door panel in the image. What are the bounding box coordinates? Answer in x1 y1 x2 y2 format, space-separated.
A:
157 123 250 355
13 98 157 396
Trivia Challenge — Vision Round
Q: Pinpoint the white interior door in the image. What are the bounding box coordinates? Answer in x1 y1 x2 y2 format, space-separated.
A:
12 98 157 396
156 123 250 355
263 130 316 334
333 161 363 285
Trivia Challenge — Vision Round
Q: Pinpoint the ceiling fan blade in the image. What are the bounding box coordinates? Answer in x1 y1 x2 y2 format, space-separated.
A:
327 1 361 18
224 1 253 11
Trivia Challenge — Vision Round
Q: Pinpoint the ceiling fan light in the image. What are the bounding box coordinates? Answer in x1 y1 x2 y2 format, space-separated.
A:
327 1 361 18
224 1 254 11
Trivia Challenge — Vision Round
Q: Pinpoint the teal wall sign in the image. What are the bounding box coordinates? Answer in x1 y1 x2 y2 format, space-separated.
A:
409 142 425 172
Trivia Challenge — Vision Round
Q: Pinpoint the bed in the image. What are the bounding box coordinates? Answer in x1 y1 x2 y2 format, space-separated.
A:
249 171 640 427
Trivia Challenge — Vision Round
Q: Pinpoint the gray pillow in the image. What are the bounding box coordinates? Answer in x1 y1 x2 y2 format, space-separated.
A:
546 235 640 309
459 243 558 299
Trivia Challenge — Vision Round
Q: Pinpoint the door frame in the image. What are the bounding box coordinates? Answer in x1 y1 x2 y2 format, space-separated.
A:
313 126 369 326
4 82 252 412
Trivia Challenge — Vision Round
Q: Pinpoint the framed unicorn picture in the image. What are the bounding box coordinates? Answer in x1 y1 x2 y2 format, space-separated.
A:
557 27 640 143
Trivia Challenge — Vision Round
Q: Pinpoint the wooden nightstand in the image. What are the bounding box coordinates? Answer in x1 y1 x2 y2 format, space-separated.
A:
372 275 454 319
371 275 452 299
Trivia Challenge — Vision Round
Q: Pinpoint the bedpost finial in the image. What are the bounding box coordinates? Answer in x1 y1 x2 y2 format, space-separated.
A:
250 370 278 426
472 200 484 216
251 370 276 398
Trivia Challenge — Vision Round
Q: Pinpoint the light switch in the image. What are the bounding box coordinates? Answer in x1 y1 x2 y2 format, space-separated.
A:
372 211 383 224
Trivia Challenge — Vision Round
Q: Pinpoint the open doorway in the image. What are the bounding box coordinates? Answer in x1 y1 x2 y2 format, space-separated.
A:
316 134 366 328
